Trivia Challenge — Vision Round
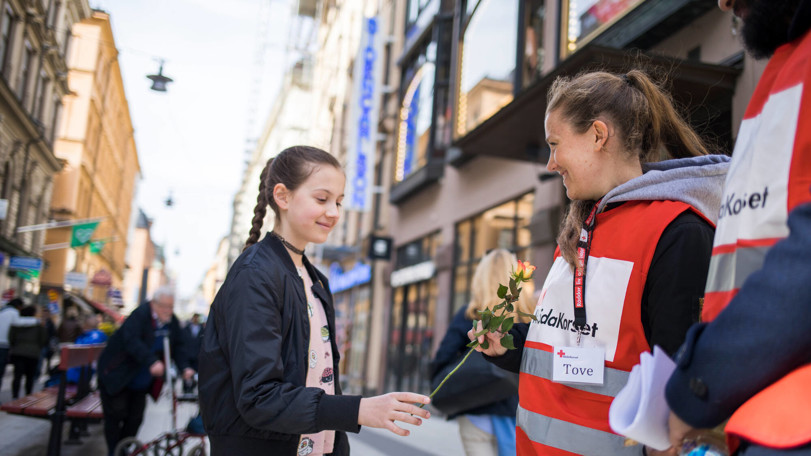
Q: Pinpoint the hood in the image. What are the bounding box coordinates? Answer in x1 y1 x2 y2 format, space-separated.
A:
597 154 730 224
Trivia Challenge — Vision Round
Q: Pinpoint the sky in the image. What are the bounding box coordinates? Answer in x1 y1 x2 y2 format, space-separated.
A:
90 0 293 298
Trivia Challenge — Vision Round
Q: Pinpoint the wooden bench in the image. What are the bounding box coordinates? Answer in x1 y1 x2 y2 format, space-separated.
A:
1 343 105 456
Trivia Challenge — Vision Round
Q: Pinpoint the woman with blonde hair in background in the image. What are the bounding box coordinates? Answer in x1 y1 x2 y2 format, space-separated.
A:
431 248 535 456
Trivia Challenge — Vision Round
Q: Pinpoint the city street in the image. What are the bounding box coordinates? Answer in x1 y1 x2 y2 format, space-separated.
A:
0 368 464 456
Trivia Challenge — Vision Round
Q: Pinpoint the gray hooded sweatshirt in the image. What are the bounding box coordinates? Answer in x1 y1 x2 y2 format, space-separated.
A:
596 154 731 223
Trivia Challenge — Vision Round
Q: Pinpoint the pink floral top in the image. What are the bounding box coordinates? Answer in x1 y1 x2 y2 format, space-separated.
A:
296 266 335 456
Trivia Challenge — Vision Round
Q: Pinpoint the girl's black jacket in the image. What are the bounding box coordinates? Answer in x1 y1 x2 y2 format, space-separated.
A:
199 233 361 456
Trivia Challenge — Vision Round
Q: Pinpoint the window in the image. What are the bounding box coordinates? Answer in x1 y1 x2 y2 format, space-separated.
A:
456 0 519 137
34 70 48 119
522 0 546 88
17 40 33 101
406 0 437 34
452 193 535 313
562 0 644 57
395 40 436 183
386 232 441 394
0 7 13 74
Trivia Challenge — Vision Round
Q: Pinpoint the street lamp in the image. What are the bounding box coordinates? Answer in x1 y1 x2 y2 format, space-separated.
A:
147 60 173 92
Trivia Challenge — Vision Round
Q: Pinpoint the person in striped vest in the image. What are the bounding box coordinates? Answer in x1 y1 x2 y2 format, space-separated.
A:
665 1 811 455
470 69 730 455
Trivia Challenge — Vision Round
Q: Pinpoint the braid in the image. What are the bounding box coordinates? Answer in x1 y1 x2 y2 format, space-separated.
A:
244 161 272 251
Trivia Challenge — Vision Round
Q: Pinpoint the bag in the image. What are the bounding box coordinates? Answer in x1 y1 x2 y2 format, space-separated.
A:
430 350 519 416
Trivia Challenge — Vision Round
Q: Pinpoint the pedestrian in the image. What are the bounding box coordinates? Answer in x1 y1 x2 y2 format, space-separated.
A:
39 307 58 375
181 313 203 393
198 146 431 456
66 313 108 384
469 69 730 455
431 248 535 456
9 306 48 399
665 1 811 455
97 286 194 456
0 298 38 392
57 305 82 343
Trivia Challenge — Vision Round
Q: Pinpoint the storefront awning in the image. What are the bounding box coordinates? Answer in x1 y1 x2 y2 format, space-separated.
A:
65 291 124 323
449 45 742 165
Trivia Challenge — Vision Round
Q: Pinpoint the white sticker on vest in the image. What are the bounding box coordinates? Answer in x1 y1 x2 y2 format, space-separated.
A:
527 256 632 362
715 84 800 246
552 346 605 385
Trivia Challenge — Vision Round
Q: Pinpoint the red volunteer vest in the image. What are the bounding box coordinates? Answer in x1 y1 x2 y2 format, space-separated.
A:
518 200 696 455
703 31 811 450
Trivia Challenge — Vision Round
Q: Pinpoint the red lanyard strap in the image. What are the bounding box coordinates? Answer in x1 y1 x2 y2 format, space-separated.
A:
573 200 601 331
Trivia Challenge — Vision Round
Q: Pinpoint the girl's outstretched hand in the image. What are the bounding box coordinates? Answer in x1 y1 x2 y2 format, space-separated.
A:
358 392 431 436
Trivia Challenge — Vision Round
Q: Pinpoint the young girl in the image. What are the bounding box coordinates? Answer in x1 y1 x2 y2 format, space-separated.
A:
199 146 431 456
470 70 730 455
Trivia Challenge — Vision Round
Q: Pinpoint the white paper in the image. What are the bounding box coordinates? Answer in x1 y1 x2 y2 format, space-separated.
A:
608 346 676 451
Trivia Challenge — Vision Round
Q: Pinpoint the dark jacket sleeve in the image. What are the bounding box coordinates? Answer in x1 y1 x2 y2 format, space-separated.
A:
642 211 714 356
119 306 159 368
170 317 190 371
484 322 529 374
221 266 359 435
429 307 474 379
666 203 811 428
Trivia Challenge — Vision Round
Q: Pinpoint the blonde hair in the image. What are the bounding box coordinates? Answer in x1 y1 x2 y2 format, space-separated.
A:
466 248 536 323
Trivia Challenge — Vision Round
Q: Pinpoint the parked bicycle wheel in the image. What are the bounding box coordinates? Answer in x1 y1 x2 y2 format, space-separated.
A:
152 432 183 456
187 443 206 456
113 437 144 456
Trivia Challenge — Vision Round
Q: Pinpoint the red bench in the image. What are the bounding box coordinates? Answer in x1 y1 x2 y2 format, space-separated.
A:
1 343 105 456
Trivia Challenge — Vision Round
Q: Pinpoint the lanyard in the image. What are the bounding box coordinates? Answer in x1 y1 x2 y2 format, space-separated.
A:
573 200 601 337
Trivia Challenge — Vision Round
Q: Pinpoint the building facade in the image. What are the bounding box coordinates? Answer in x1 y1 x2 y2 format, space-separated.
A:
313 0 760 397
40 10 140 314
0 0 90 300
120 209 168 313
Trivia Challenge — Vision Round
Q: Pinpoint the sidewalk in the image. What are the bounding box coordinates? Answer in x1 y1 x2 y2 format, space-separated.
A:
348 408 464 456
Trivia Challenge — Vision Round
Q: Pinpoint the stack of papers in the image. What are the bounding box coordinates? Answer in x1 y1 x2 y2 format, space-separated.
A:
609 346 676 451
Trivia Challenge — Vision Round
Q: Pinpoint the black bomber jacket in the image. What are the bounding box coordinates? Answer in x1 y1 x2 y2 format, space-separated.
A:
198 233 361 455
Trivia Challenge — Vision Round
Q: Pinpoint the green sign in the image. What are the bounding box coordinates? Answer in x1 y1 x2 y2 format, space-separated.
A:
89 240 105 254
70 221 99 248
16 269 40 280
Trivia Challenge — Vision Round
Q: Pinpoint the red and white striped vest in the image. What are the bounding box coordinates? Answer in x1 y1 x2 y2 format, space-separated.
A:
518 200 695 455
703 31 811 450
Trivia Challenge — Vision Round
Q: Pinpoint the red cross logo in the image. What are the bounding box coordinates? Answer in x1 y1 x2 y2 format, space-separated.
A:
557 349 566 358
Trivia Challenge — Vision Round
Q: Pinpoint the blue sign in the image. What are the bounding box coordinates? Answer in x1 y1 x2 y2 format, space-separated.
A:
346 16 383 211
329 262 372 294
9 256 43 271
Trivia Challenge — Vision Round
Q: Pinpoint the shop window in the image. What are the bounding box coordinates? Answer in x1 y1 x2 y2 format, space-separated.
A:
561 0 645 57
522 0 546 88
395 40 437 183
386 232 441 394
452 192 534 313
456 0 519 138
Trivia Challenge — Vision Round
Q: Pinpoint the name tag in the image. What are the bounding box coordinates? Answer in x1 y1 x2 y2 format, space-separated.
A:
552 346 605 385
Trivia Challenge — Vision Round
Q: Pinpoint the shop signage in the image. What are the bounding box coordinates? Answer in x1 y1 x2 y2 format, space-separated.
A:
65 272 88 290
9 256 43 271
329 262 372 294
345 16 384 211
91 269 112 286
0 199 7 220
391 261 435 287
368 235 393 260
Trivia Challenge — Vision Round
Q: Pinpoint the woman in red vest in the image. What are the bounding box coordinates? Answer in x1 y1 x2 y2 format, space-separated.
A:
470 69 730 455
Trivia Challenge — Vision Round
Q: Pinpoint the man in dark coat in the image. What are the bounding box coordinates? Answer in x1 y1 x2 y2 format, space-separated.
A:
97 286 194 456
181 313 203 393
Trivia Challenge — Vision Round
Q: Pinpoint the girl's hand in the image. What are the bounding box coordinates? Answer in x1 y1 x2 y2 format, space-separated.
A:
358 392 431 436
467 321 509 357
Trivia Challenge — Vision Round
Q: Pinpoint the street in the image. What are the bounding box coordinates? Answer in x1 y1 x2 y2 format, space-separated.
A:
0 368 465 456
